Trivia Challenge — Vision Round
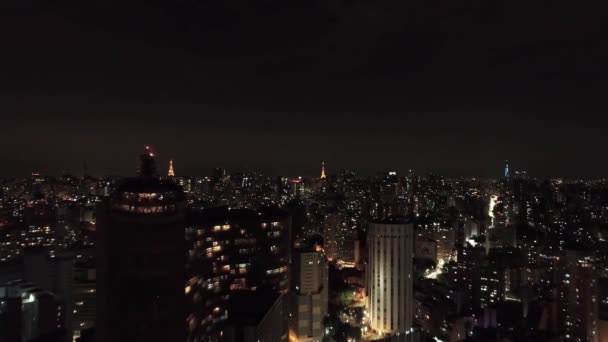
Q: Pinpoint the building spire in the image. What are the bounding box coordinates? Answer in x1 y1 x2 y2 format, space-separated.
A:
168 159 175 177
321 161 327 179
139 145 157 178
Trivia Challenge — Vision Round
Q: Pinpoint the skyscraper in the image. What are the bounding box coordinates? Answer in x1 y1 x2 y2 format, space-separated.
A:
504 160 510 178
367 218 414 340
558 250 598 342
322 213 339 261
185 207 291 341
291 250 328 342
22 248 75 340
97 147 186 342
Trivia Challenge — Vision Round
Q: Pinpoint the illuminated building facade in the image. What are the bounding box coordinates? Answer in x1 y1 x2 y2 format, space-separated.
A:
291 250 328 342
185 207 291 342
432 224 456 263
456 245 486 310
322 213 339 261
558 250 598 342
479 267 505 308
367 218 414 339
97 147 187 342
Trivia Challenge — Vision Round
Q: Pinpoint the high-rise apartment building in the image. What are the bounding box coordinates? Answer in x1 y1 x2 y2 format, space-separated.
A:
367 218 414 339
185 207 291 341
291 250 328 342
559 250 598 342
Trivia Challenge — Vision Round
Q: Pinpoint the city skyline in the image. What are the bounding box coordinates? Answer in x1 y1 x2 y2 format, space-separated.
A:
2 146 608 342
0 151 605 180
2 0 608 340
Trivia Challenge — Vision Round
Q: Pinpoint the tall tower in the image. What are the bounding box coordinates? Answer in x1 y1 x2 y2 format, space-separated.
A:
558 250 598 342
291 250 328 342
367 218 414 340
97 147 186 342
504 160 510 178
320 162 327 179
139 145 157 176
168 159 175 177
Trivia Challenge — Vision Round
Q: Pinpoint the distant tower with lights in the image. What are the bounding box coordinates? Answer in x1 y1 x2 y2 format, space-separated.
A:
97 146 186 342
504 160 510 178
320 162 327 179
168 159 175 177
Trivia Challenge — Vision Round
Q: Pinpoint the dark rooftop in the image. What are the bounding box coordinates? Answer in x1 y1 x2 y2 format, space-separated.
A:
370 215 414 225
226 289 280 326
115 177 184 195
188 206 288 225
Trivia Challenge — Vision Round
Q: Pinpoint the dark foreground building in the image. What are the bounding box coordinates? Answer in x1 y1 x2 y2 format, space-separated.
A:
224 289 287 342
186 206 291 341
97 148 186 342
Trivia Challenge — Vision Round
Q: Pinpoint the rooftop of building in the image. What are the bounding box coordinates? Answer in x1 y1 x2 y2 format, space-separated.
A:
115 177 184 195
370 215 414 225
0 280 56 299
188 206 288 225
226 288 281 326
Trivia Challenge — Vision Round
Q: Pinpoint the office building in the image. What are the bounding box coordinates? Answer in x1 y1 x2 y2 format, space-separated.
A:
97 147 187 342
291 250 328 342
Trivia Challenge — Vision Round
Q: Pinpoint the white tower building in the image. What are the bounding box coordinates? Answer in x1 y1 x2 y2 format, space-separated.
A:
367 218 414 339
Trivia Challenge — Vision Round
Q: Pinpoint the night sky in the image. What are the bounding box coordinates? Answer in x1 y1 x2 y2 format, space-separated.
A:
2 0 608 178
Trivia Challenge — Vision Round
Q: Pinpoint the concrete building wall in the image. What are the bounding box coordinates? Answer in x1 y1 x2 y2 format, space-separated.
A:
367 221 414 335
292 251 328 342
